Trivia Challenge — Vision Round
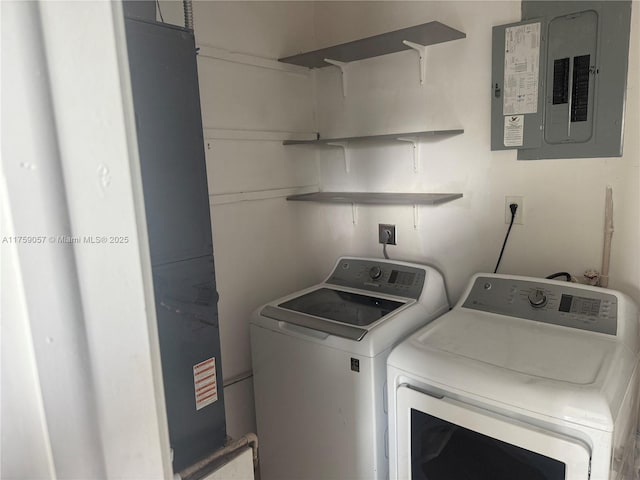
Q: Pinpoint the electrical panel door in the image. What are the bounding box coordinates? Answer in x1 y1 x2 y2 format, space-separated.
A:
491 1 632 159
544 10 598 145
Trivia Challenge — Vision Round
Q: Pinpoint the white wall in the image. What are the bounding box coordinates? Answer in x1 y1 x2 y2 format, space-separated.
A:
311 1 640 303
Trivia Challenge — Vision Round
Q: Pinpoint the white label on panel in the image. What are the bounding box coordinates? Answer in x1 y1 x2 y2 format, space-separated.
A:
193 357 218 410
504 115 524 147
503 22 540 115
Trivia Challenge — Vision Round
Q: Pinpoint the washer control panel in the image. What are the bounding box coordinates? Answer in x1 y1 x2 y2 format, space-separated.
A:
462 276 618 335
326 258 426 300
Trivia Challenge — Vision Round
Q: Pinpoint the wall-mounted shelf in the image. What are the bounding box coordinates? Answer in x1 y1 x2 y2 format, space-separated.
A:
278 21 466 68
284 129 463 173
283 129 463 146
279 21 465 93
288 192 463 225
287 192 462 205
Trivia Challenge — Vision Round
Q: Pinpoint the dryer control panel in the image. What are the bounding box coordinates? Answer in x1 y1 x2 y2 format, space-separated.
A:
462 276 618 335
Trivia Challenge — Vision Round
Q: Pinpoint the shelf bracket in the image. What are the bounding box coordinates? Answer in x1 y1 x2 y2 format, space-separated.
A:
397 136 420 172
351 203 358 225
402 40 427 85
324 58 349 97
413 204 420 229
327 142 350 173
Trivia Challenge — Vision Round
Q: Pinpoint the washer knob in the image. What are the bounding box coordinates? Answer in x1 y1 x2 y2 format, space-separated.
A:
369 266 382 280
528 289 548 308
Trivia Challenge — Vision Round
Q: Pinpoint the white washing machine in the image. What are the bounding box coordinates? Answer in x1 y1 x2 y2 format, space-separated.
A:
250 257 450 480
388 273 640 480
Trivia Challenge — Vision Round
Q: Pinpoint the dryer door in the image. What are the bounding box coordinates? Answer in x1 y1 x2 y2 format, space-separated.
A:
394 385 591 480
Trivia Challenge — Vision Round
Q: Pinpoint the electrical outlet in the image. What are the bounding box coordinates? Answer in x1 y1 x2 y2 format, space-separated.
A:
505 196 524 225
378 224 396 245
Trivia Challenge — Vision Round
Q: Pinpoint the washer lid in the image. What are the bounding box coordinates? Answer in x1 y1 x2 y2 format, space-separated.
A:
389 309 636 431
277 287 406 327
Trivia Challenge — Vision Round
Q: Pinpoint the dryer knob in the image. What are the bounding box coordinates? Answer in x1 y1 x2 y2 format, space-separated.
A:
528 289 548 308
369 266 382 280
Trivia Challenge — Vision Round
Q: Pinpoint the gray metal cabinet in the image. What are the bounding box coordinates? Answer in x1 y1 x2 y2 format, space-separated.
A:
124 16 227 472
125 19 213 266
152 257 226 470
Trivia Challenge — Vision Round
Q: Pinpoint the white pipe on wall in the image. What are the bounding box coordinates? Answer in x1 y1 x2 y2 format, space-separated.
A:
600 186 614 288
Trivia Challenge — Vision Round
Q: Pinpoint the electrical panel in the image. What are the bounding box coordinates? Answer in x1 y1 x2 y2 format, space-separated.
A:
491 1 632 159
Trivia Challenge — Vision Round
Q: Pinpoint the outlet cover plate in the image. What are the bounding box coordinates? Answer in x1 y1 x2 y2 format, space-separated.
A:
505 196 524 225
378 224 397 245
